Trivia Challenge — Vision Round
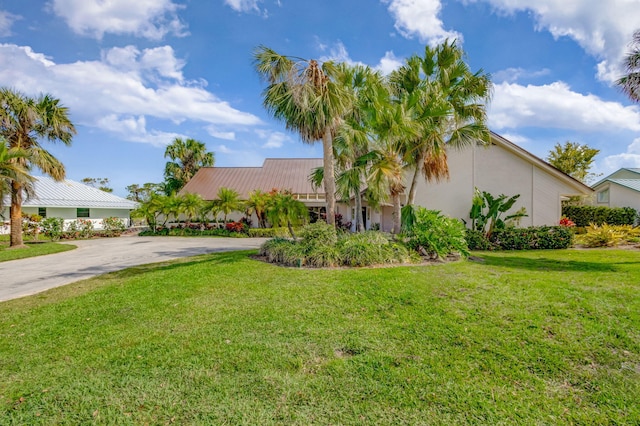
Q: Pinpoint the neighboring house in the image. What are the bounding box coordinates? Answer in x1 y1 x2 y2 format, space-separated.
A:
1 176 138 234
591 168 640 213
182 132 593 232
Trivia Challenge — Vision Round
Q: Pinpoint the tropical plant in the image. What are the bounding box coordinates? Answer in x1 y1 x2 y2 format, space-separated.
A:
390 40 492 206
575 223 640 248
0 88 75 247
246 189 269 228
400 207 469 259
132 193 168 232
102 217 126 236
178 192 204 225
546 141 600 183
22 213 42 241
41 216 64 241
212 187 243 223
0 140 34 215
617 29 640 103
265 189 308 239
469 188 528 238
164 137 214 194
254 46 353 227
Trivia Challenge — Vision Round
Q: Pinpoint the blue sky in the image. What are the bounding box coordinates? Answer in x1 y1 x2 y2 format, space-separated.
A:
1 0 639 196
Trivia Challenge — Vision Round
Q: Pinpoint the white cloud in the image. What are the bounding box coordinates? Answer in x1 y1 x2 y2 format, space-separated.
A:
224 0 262 13
50 0 187 40
0 43 261 145
465 0 640 83
256 129 290 148
206 126 236 140
375 51 403 74
603 138 640 171
492 67 551 83
498 132 530 145
490 81 640 132
382 0 461 44
96 114 185 146
0 10 20 37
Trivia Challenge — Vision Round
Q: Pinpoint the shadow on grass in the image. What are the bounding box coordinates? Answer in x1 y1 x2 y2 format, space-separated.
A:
477 254 618 273
106 250 258 280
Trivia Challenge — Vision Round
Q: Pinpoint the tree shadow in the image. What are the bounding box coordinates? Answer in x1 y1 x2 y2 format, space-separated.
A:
476 254 618 273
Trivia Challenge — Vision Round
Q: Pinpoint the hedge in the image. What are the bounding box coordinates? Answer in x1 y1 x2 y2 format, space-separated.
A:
466 226 573 250
562 205 637 227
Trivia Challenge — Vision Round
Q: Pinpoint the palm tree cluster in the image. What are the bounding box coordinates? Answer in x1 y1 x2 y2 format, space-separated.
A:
0 88 75 247
134 187 307 234
164 137 215 195
254 40 492 233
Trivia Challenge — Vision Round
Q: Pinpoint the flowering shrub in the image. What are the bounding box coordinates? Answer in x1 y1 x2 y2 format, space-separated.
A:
103 217 126 236
41 217 64 241
225 221 247 233
559 217 576 227
78 219 94 239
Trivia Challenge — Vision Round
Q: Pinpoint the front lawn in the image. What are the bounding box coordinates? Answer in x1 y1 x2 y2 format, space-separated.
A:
0 236 76 262
1 249 638 424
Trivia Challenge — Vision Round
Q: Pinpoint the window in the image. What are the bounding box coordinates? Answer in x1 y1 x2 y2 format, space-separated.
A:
597 189 609 203
38 207 46 218
77 208 90 218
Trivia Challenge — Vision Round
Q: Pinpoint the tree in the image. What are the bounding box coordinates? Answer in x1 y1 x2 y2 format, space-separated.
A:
164 137 214 194
547 141 600 183
254 46 353 227
246 189 269 228
82 177 113 193
0 88 75 247
178 193 203 225
265 189 308 239
126 183 163 203
0 141 34 219
212 187 243 223
390 40 492 206
617 29 640 103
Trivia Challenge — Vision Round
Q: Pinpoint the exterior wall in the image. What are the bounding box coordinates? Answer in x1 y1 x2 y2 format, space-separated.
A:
595 183 640 212
411 143 582 227
0 207 131 234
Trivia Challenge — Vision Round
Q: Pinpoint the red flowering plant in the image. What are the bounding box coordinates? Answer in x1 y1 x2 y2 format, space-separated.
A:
559 216 576 227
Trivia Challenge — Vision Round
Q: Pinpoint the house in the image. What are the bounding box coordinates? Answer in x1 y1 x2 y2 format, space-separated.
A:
1 176 138 234
181 132 593 232
591 168 640 213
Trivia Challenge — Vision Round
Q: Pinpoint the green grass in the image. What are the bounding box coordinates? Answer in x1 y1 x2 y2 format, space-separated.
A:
0 235 76 262
1 249 639 424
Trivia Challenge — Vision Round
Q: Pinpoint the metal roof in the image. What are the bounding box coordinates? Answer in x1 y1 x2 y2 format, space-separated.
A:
181 158 324 200
7 176 139 209
606 179 640 193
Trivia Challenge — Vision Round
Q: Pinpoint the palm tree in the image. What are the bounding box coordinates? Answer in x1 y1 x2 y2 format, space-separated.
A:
0 141 34 217
164 137 214 194
617 29 640 103
213 187 243 223
254 46 353 227
0 88 75 247
389 40 492 206
246 189 269 228
178 193 203 225
265 189 308 239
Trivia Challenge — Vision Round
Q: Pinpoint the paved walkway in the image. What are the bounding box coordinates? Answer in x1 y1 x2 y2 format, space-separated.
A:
0 236 266 302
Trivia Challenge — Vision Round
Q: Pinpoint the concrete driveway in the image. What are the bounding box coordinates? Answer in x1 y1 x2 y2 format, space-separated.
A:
0 235 266 302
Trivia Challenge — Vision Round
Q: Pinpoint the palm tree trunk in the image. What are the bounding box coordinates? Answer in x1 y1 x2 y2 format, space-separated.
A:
354 190 364 232
407 150 425 206
391 192 401 235
322 128 336 227
287 221 297 241
10 181 25 247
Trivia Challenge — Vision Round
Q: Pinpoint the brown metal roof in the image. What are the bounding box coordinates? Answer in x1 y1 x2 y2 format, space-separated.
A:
180 158 324 200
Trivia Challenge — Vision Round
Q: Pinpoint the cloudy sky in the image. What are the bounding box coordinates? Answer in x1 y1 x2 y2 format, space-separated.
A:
1 0 639 195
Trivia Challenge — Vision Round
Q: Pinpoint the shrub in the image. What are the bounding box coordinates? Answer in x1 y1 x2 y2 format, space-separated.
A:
337 231 411 267
41 217 65 241
78 219 94 239
247 227 293 238
103 217 126 236
562 205 637 227
465 229 495 251
300 222 338 248
575 224 640 248
22 213 42 240
490 226 573 250
402 208 469 259
225 221 247 233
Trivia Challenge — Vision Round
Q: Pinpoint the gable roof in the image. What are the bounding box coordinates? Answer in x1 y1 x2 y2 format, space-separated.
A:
592 168 640 188
181 158 324 200
6 176 138 209
489 132 593 195
595 179 640 193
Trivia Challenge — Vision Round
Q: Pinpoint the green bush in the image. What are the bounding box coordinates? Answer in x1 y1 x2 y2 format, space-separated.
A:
41 217 65 241
490 226 573 250
247 227 293 238
402 208 469 259
103 217 126 236
465 229 495 251
562 205 637 227
575 224 640 248
300 222 338 248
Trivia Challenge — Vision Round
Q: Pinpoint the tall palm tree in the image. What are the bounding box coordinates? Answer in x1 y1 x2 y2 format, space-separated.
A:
164 137 214 194
617 29 640 103
390 40 492 206
254 46 353 227
0 141 34 217
0 88 75 247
